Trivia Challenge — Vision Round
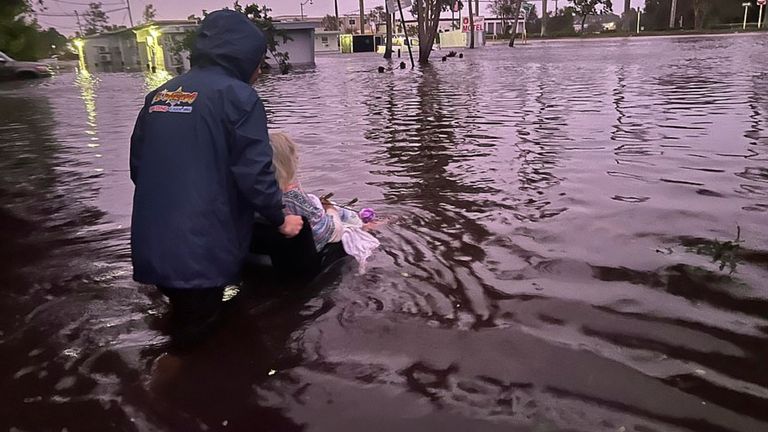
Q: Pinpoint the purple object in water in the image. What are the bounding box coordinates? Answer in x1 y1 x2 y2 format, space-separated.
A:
359 208 376 223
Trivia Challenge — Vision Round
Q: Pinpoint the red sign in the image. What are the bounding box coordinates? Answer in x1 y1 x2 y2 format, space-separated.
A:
461 16 485 32
758 0 766 6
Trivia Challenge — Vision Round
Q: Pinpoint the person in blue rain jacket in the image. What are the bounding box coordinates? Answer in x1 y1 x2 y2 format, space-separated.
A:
129 9 303 346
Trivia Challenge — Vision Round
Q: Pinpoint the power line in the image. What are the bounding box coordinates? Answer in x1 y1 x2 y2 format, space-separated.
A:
36 6 129 17
48 0 126 6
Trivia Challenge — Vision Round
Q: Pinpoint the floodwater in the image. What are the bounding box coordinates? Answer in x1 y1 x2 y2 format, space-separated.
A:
1 34 767 432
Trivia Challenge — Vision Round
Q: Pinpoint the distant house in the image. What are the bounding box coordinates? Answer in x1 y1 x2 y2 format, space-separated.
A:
78 20 197 74
484 17 526 37
76 18 319 74
132 20 199 73
315 30 341 53
79 28 139 73
272 21 317 67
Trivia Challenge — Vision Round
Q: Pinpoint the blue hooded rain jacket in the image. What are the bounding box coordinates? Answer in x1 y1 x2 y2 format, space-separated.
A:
130 10 284 289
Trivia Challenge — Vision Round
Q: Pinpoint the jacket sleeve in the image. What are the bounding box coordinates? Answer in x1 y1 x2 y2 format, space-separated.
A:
230 97 285 227
129 93 152 185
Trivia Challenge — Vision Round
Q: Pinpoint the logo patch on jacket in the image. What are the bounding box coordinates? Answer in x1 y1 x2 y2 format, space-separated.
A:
149 87 198 113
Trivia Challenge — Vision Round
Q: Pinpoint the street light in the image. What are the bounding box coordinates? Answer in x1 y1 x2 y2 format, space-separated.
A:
300 0 313 21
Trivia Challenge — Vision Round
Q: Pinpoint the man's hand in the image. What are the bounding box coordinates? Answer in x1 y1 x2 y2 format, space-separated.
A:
278 215 304 238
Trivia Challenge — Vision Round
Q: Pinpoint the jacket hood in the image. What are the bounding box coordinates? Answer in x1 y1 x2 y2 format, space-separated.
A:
190 9 267 83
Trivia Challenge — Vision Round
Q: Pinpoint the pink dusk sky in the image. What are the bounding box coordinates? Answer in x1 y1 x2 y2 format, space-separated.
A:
36 0 642 36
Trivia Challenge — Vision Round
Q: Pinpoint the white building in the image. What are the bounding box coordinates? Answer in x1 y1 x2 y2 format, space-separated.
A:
484 17 526 37
77 19 319 74
79 28 140 73
271 21 317 67
315 30 341 53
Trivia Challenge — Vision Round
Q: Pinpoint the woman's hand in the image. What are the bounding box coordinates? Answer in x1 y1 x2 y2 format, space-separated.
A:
279 215 304 238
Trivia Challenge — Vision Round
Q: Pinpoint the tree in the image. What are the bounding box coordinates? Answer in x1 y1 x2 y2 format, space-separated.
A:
180 2 292 73
488 0 516 32
142 3 157 23
0 1 75 60
320 14 340 30
383 3 393 59
412 0 452 64
83 2 110 35
572 0 613 32
545 6 577 34
509 0 523 46
525 5 541 35
369 5 388 26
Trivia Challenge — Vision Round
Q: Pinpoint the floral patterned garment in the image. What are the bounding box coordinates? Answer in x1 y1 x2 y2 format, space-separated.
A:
282 188 336 251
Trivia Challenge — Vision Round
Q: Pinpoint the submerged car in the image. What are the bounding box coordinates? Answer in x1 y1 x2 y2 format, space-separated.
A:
0 51 53 80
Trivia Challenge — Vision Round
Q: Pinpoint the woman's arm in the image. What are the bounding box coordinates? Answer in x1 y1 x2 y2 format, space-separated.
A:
283 190 338 248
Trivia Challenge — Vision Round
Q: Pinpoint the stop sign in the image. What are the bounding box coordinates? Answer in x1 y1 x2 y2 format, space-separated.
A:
759 0 766 5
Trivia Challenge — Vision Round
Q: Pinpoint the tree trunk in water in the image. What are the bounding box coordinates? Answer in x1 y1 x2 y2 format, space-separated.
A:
384 9 393 59
509 0 523 47
541 0 548 36
469 0 475 48
580 14 587 33
417 0 441 63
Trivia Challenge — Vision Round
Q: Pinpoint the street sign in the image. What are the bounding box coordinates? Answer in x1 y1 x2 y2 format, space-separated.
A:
742 2 751 6
758 0 766 5
461 16 484 32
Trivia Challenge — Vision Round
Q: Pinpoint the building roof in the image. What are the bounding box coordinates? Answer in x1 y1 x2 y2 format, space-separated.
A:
81 27 132 39
132 20 199 31
274 21 318 31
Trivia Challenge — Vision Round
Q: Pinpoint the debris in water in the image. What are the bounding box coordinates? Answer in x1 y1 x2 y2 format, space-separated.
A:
268 369 276 376
222 420 228 427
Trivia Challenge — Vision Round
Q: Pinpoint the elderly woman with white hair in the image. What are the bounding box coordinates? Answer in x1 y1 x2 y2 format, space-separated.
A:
268 131 379 270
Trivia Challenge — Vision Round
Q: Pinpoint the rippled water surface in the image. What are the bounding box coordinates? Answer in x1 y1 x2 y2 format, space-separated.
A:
1 35 767 432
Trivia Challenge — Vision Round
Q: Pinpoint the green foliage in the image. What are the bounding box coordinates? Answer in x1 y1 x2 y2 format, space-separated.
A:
143 3 157 24
685 226 744 274
0 1 68 60
642 0 749 30
83 2 110 36
321 14 340 31
179 2 292 74
572 0 613 32
488 0 516 19
547 7 578 35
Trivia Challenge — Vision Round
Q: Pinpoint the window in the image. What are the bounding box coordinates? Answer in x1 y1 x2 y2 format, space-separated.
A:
349 19 355 25
97 46 107 53
321 36 328 43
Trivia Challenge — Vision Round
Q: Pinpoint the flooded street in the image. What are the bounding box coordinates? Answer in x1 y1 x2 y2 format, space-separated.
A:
1 34 767 431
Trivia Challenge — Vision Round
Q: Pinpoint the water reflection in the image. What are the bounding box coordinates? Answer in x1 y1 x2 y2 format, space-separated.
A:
0 36 767 432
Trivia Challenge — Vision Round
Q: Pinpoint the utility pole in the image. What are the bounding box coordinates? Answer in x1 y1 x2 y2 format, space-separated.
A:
359 0 365 34
623 0 631 31
669 0 677 29
126 0 134 27
334 0 340 31
396 0 414 68
541 0 548 36
74 10 83 34
469 0 475 48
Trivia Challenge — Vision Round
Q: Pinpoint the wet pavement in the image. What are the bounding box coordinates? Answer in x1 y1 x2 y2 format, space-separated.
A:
0 35 767 432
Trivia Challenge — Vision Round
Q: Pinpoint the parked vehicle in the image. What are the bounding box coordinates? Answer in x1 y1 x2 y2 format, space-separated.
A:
0 51 53 80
